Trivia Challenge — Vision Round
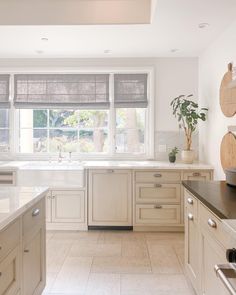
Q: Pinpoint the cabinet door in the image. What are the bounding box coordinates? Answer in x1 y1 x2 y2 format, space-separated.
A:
184 198 199 293
0 247 20 295
200 229 228 295
89 170 132 226
23 227 46 295
51 190 85 223
183 171 212 181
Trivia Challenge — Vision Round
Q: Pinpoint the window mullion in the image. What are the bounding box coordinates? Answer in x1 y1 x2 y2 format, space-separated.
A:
109 73 115 156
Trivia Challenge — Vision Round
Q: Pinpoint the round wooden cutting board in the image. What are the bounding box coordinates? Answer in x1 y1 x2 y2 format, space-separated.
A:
220 132 236 170
220 63 236 117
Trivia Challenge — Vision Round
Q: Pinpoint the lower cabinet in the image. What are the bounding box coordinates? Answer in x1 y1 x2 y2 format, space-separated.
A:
0 246 20 295
88 169 132 226
46 189 87 230
184 189 230 295
23 227 45 295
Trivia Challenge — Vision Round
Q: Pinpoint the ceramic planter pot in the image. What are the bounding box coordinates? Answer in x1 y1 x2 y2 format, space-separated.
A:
169 155 176 163
181 150 195 164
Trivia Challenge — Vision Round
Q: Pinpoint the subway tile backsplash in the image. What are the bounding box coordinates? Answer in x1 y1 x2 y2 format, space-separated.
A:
155 131 199 161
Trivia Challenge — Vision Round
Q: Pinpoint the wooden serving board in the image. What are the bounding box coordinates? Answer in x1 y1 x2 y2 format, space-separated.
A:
220 132 236 170
220 63 236 117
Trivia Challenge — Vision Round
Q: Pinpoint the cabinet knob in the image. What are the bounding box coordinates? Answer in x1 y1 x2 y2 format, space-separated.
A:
0 272 2 277
154 204 162 209
154 173 162 178
208 218 217 228
32 208 40 217
188 213 194 220
24 249 30 253
52 195 55 199
187 198 193 205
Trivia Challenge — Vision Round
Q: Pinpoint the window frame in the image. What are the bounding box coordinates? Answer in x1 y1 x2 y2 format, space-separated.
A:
1 68 155 160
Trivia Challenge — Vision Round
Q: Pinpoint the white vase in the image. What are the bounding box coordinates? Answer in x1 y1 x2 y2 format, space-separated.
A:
181 150 195 164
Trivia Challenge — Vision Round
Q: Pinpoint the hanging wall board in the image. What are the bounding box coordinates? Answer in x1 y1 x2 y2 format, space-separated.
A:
220 63 236 117
220 132 236 170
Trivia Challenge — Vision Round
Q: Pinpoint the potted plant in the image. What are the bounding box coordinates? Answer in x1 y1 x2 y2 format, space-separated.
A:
170 94 208 164
168 147 179 163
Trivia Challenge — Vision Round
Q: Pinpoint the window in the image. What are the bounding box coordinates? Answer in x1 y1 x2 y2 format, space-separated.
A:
9 71 153 158
19 109 109 153
0 109 9 152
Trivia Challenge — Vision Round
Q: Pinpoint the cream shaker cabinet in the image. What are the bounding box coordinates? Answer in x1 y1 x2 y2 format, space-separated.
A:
46 189 87 230
184 189 230 295
88 169 132 226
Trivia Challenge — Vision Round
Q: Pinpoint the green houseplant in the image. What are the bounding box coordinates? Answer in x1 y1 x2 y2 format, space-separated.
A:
168 147 179 163
170 94 208 164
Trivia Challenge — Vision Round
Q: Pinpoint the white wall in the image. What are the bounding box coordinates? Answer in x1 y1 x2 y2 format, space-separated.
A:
199 19 236 179
0 57 198 159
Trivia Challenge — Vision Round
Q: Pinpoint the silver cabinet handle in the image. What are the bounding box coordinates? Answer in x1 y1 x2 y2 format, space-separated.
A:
107 169 114 173
188 213 194 220
208 218 217 228
24 249 30 253
215 264 236 295
154 173 162 178
154 184 162 188
32 208 40 217
187 198 193 205
154 204 162 209
193 172 201 177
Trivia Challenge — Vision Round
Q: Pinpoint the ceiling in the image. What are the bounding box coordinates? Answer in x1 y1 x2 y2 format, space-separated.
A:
0 0 236 58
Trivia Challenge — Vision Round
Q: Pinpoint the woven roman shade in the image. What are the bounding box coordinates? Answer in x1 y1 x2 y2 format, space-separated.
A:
114 74 148 108
0 75 10 108
14 74 110 109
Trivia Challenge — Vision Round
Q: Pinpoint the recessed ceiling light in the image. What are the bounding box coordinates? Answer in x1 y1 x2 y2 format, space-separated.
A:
35 50 44 54
170 48 179 53
41 37 49 42
104 49 112 54
198 23 210 29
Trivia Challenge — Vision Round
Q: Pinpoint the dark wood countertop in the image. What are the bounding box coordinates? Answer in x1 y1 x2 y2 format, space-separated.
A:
182 181 236 219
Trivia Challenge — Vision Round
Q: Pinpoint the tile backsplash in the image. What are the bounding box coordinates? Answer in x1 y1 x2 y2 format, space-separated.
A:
155 131 199 161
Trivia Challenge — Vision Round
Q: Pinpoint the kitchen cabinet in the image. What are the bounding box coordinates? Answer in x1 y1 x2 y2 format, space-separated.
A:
88 169 132 226
46 189 87 230
0 170 16 185
184 189 230 295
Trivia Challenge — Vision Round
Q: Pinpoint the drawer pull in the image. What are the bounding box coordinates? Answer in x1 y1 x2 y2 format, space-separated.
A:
108 169 114 173
154 184 162 188
193 172 201 177
187 198 193 205
32 208 40 217
188 213 194 220
154 173 162 178
154 204 162 209
52 195 55 199
24 249 30 253
0 272 2 277
208 218 217 228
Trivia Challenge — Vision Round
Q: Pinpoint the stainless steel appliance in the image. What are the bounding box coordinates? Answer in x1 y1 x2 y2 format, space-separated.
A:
215 249 236 295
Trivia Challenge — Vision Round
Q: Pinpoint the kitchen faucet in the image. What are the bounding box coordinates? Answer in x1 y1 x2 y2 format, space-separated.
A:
57 145 64 162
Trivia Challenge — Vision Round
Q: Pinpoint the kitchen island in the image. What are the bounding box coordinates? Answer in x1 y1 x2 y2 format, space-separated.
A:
182 180 236 295
0 186 48 295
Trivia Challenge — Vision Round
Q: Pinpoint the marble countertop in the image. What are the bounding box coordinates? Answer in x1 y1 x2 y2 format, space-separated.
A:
0 186 49 231
0 160 214 171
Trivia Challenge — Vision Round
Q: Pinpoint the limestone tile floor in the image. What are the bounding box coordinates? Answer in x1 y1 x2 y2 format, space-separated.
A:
43 230 195 295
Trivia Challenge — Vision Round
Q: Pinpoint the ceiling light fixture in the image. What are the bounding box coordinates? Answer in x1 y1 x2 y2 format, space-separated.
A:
170 48 179 53
104 49 112 54
41 37 49 42
198 23 210 29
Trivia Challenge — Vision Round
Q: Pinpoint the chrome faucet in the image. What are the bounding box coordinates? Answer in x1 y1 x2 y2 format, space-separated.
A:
57 146 64 163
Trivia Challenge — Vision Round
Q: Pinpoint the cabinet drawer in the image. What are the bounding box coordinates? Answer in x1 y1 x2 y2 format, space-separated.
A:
136 183 180 204
23 199 44 236
135 204 181 225
0 247 20 295
199 203 231 248
183 171 212 181
135 171 181 183
0 219 20 262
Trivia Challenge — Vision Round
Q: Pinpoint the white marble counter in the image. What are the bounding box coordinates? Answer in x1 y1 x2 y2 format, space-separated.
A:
0 160 214 171
0 186 49 231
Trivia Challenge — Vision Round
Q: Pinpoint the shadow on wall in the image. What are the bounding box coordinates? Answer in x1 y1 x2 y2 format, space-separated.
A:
155 131 199 161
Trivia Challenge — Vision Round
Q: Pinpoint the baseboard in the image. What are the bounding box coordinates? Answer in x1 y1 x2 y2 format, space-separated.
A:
133 225 184 232
88 226 133 231
46 223 88 231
